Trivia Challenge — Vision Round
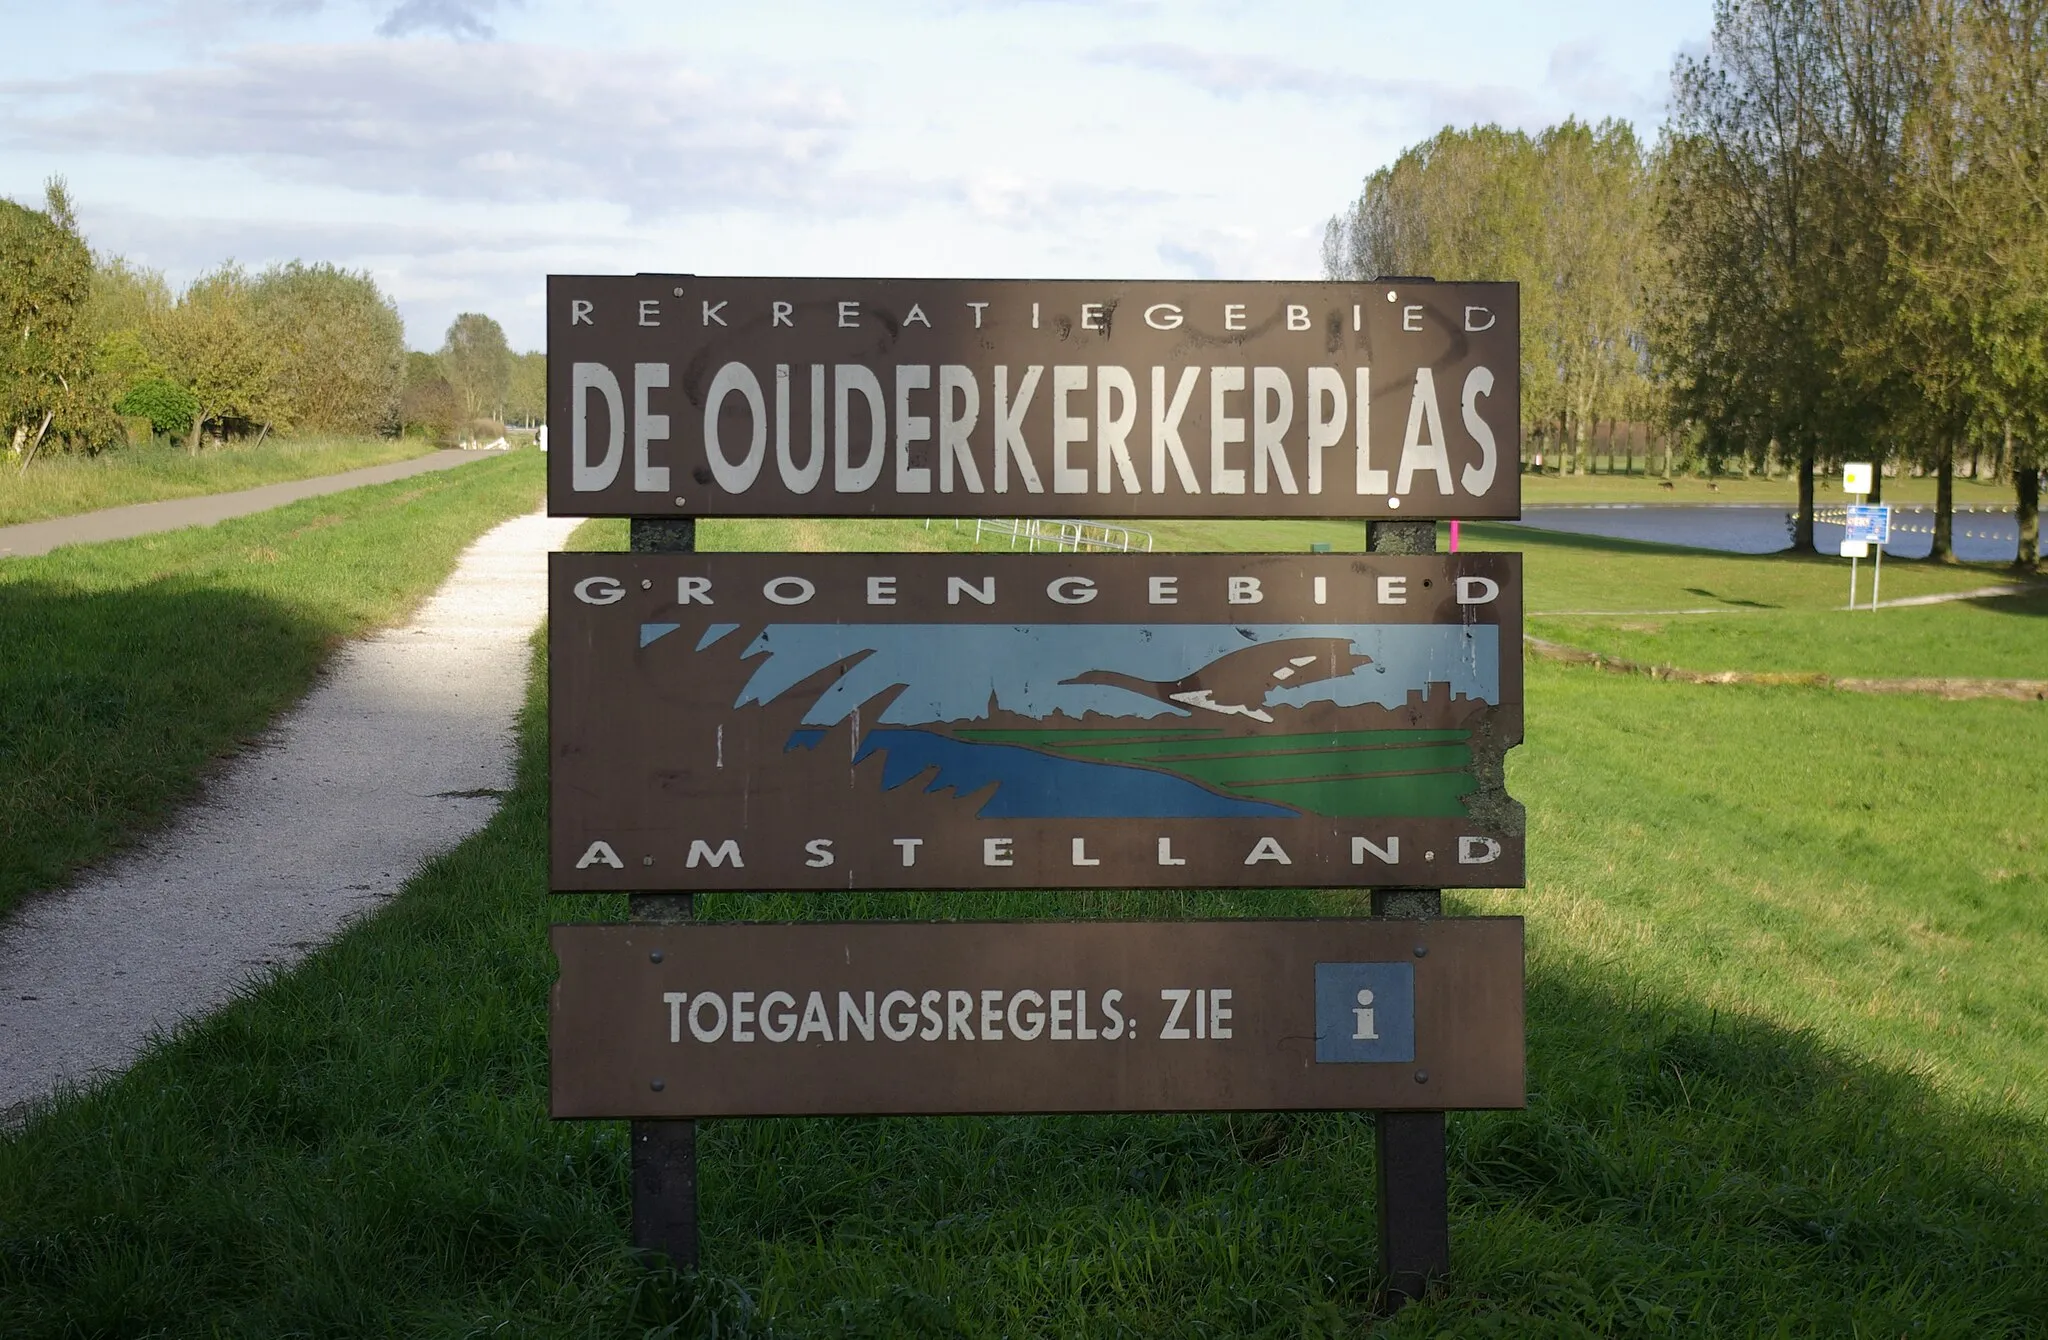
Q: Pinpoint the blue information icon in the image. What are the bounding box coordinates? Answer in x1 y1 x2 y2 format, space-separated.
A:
1314 962 1416 1063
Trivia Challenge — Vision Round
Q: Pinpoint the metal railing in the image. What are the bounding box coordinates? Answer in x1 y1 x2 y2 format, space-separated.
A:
963 517 1156 553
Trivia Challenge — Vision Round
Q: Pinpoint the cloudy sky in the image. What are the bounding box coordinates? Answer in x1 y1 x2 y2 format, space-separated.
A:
3 1 1711 352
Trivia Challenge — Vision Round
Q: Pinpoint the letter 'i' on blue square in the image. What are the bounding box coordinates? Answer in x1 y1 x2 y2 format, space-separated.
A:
1315 962 1416 1063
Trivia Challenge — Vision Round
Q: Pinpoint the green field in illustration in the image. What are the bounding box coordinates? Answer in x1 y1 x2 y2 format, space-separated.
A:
952 725 1478 817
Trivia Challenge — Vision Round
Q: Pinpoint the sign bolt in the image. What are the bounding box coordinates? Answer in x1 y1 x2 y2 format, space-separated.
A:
650 949 664 963
1413 1070 1429 1084
1413 945 1428 958
650 1078 666 1092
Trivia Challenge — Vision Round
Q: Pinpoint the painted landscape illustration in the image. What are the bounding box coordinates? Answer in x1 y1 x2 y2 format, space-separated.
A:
637 616 1505 823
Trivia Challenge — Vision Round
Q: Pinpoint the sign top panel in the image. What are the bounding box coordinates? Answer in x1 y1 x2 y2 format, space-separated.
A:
547 276 1520 521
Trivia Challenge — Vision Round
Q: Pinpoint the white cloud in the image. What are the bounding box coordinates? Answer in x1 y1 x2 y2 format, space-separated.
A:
110 0 515 40
3 40 857 216
375 0 516 39
1546 38 1668 123
1090 41 1540 128
1156 224 1320 282
77 203 603 270
1090 42 1356 101
950 172 1169 228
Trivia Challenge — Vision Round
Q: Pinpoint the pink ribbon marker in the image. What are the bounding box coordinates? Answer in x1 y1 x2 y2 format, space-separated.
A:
1449 520 1461 552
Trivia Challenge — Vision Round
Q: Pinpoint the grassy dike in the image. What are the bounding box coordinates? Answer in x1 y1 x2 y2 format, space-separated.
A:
0 449 544 919
2 513 2044 1335
0 436 441 528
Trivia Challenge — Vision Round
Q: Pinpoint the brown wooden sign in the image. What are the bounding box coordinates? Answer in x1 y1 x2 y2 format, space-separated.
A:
550 918 1525 1118
546 277 1520 520
549 552 1524 892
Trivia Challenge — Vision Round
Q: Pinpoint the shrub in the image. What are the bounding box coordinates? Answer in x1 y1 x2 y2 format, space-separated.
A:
116 378 199 438
398 375 460 444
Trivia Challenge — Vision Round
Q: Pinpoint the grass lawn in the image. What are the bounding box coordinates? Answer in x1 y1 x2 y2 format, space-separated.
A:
1107 517 2043 681
0 449 544 920
0 435 439 528
1451 525 2045 682
1528 588 2048 681
3 511 2045 1334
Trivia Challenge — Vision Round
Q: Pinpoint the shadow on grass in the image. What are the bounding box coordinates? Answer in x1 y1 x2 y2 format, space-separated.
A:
1 726 2043 1340
1681 587 1781 608
0 579 329 921
1459 520 1752 562
646 893 2048 1336
1964 586 2048 620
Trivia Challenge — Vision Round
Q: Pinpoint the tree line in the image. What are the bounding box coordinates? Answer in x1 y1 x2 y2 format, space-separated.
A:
1325 0 2045 569
1 181 545 466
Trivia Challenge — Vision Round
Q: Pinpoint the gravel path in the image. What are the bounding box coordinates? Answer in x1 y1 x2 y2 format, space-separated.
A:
0 449 487 558
0 509 581 1119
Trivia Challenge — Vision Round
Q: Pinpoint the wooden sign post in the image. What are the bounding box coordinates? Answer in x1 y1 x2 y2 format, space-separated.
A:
626 514 699 1270
1369 513 1452 1303
545 274 1528 1310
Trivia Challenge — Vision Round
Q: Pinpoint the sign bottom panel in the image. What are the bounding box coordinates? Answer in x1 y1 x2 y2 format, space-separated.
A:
550 918 1524 1118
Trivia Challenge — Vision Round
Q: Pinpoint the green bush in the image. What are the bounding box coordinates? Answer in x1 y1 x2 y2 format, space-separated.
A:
115 378 198 437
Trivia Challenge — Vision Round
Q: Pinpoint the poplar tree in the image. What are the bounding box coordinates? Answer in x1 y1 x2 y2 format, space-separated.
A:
1323 122 1654 472
84 258 173 422
1663 0 1854 549
440 312 512 429
505 351 547 429
152 265 283 452
1895 0 2048 569
1 180 98 463
251 262 406 434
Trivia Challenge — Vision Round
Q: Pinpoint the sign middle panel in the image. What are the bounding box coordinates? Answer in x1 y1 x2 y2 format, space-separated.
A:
550 552 1525 891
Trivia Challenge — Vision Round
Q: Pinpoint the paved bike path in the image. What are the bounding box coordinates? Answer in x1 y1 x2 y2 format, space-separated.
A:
0 508 581 1120
0 449 490 558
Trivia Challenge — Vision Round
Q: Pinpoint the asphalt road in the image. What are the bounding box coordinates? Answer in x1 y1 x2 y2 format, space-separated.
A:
0 449 489 558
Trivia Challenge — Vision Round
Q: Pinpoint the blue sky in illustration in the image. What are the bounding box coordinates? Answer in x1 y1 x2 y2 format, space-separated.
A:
721 623 1499 726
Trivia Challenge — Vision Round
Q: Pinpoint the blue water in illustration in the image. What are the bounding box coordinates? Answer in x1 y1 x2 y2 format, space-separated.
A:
741 623 1500 726
786 727 1296 820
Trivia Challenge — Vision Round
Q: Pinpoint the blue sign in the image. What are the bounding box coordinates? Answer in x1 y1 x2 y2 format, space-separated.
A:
1314 962 1416 1063
1844 504 1891 544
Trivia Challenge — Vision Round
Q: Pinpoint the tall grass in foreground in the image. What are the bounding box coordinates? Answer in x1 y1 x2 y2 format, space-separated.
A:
0 450 543 918
1 525 2043 1333
0 435 437 527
